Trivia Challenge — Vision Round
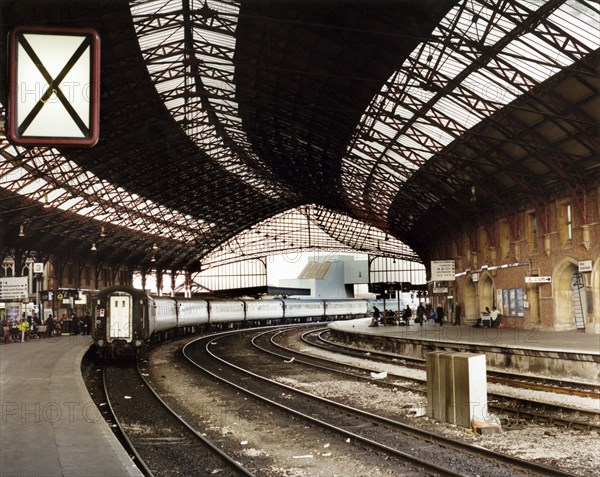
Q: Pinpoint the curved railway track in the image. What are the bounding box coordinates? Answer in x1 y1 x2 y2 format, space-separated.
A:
102 362 256 477
182 328 580 477
307 328 600 399
271 327 600 431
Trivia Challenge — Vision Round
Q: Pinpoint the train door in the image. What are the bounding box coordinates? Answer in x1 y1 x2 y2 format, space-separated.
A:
108 294 132 341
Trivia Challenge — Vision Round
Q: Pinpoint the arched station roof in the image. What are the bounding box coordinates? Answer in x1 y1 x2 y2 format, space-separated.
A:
0 0 598 272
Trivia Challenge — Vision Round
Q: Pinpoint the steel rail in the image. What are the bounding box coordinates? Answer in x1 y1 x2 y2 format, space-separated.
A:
102 367 155 477
185 329 579 477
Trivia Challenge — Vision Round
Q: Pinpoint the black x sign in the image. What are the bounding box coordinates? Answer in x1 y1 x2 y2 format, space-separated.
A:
18 35 91 137
8 26 100 147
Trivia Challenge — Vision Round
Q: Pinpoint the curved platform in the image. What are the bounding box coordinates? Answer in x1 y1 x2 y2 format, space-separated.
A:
0 335 142 477
328 319 600 384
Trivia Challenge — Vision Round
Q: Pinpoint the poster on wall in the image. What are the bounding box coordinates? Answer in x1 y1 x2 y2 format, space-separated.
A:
6 303 21 324
502 288 525 317
496 289 503 313
516 288 524 316
509 288 516 316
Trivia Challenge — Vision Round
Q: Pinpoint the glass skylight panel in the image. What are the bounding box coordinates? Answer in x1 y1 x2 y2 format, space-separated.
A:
379 160 414 180
412 120 455 146
372 119 397 140
341 157 372 176
396 133 426 151
432 96 481 130
59 197 84 210
383 149 418 171
17 180 45 195
78 204 99 216
552 2 600 49
2 166 25 183
131 0 287 200
198 29 235 49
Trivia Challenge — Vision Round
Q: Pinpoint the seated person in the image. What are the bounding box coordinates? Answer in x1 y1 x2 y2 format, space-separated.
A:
480 307 491 327
490 306 501 327
384 309 396 325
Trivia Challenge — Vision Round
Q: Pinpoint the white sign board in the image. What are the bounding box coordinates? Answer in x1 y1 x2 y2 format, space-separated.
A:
8 26 100 147
0 277 29 300
433 287 448 294
33 262 44 273
579 260 592 273
525 276 552 283
431 260 455 281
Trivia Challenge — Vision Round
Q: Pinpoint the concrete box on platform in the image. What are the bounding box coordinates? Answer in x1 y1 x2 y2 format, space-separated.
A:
453 353 487 428
426 351 457 421
426 351 488 428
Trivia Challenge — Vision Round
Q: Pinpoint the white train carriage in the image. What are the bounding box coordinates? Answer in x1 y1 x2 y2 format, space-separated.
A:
178 299 210 328
324 299 369 318
208 299 246 323
151 296 178 333
244 298 284 322
282 299 326 320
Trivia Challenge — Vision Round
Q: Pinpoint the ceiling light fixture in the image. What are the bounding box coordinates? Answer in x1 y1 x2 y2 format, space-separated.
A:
91 242 97 251
43 194 51 208
100 226 106 237
18 224 25 237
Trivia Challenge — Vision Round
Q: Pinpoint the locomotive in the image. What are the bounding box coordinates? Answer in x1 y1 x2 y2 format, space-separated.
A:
92 285 388 359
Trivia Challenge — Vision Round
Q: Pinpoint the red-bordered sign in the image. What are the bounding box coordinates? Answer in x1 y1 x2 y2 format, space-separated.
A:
8 26 100 147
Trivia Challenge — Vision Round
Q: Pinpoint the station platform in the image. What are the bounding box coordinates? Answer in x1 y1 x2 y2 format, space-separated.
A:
328 318 600 384
0 335 142 477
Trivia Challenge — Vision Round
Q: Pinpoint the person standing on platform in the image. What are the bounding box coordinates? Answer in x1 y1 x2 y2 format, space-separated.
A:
401 305 412 325
19 317 30 342
454 303 462 326
45 314 54 338
436 305 445 326
83 314 92 335
416 303 425 326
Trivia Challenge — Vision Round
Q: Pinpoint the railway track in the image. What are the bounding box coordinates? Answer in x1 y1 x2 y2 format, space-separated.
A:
272 327 600 431
102 362 256 477
183 328 580 477
308 328 600 399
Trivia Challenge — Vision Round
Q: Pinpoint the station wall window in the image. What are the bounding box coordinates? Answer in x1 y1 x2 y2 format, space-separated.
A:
2 262 14 277
557 201 572 246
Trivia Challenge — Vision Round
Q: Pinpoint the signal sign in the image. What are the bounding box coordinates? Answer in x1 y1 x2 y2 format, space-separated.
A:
8 26 100 147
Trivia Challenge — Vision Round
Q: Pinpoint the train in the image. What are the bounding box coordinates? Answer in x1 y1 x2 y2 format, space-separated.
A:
92 285 400 359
